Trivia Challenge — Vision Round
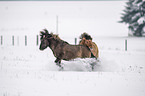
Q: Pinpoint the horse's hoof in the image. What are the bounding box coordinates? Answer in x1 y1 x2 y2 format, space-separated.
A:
56 63 61 67
58 66 63 71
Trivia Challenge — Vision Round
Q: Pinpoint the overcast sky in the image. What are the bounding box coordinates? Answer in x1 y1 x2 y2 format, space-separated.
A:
0 1 128 37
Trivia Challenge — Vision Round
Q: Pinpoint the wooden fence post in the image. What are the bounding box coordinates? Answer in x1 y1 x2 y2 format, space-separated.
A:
25 35 27 46
36 35 39 46
75 38 77 45
0 36 2 45
17 36 19 46
12 35 14 46
56 15 58 34
125 39 127 51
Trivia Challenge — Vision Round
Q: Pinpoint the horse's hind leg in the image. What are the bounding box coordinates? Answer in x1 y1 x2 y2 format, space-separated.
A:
90 59 98 71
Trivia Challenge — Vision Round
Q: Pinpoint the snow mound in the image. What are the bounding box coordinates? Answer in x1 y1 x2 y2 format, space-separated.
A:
46 57 119 72
61 58 97 71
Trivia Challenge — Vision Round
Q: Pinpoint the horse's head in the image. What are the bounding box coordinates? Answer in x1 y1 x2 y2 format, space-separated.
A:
39 29 52 50
85 39 93 48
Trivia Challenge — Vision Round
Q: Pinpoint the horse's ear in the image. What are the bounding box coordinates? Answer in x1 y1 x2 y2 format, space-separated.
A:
43 29 49 34
40 31 45 36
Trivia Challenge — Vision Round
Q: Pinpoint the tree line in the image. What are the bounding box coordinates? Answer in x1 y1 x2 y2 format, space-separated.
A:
119 0 145 37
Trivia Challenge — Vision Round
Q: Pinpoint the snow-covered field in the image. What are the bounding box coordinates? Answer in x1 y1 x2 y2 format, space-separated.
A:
0 1 145 96
0 36 145 96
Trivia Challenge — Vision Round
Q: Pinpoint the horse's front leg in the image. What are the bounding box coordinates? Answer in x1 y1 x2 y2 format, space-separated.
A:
55 58 62 67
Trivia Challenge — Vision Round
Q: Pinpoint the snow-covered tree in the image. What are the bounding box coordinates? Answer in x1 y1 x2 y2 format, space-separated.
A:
120 0 145 36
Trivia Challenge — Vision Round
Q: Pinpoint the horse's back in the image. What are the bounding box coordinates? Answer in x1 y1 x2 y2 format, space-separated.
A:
63 44 91 59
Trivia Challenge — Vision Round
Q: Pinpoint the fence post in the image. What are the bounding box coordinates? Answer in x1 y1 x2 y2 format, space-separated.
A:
25 35 27 46
36 35 39 46
17 36 19 46
75 38 77 45
1 36 2 45
56 15 58 34
12 35 14 46
125 39 127 51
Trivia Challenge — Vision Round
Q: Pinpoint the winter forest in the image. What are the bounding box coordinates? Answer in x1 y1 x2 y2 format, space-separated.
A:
0 0 145 96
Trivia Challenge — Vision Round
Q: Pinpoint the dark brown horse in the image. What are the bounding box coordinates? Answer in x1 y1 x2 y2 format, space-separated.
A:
39 29 93 67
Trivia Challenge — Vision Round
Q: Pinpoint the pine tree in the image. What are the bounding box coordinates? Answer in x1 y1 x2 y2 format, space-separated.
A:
120 0 145 37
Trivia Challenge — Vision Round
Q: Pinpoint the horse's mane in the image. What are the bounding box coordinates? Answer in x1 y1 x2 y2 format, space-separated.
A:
79 32 92 40
50 33 69 45
50 33 61 39
40 29 69 45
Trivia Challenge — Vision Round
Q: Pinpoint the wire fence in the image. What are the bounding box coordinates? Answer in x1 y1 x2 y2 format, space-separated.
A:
0 35 145 52
0 35 39 46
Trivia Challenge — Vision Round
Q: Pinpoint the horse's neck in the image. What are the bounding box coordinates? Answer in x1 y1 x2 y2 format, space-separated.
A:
49 39 63 51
